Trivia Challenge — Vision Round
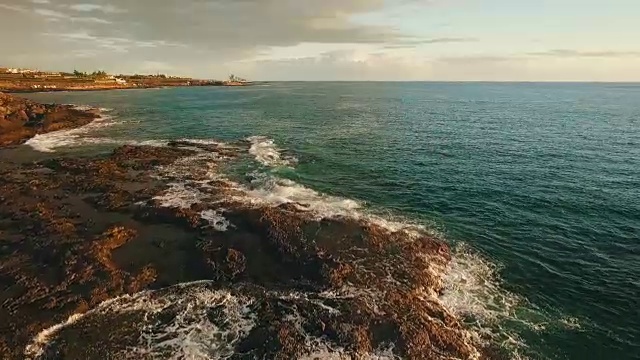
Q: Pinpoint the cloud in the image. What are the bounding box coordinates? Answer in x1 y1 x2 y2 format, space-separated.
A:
0 4 28 12
71 16 111 24
383 37 478 49
2 0 467 67
68 4 126 13
39 0 430 51
528 49 640 58
33 8 66 18
33 7 111 23
232 49 435 81
2 0 637 81
43 31 185 53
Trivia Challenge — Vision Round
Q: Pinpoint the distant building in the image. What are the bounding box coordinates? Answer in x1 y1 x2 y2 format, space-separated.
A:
34 72 62 78
95 78 116 84
115 78 127 85
7 68 37 74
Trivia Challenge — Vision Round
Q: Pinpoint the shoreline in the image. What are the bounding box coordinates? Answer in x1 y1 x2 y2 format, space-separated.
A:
0 138 499 359
0 92 101 148
2 82 254 94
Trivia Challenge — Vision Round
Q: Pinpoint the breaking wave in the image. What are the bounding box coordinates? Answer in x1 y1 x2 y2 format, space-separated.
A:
246 136 297 167
25 116 121 153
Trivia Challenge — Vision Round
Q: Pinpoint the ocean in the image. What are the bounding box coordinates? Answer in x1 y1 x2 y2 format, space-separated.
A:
21 82 640 359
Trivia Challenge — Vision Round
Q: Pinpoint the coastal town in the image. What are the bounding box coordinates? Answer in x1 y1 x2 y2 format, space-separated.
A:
0 67 249 92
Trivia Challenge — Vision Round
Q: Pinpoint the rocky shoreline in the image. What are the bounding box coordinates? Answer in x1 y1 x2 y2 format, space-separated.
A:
0 92 99 147
0 137 505 359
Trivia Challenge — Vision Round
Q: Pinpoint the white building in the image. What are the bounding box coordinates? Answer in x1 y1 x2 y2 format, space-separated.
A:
7 68 37 74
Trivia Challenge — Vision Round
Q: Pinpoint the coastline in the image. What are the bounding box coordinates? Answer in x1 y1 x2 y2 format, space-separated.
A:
0 92 100 147
0 137 498 359
1 82 253 94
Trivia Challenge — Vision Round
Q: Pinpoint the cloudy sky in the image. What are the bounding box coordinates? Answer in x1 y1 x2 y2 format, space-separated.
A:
1 0 638 81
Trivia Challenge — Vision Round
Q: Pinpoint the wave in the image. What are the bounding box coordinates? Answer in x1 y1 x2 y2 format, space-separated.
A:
25 114 121 153
246 136 297 167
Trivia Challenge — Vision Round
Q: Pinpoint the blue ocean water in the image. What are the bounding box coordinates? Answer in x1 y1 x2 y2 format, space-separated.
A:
23 82 640 359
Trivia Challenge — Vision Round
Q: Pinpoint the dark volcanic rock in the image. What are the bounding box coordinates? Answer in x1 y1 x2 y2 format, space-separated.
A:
0 92 99 147
0 143 488 360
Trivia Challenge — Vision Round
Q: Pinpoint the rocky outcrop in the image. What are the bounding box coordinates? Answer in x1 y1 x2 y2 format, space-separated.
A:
0 143 493 359
0 92 98 147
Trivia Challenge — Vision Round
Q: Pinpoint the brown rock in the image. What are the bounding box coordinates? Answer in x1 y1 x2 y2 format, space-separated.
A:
0 92 98 147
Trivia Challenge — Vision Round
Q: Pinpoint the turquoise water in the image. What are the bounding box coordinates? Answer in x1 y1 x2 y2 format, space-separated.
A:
23 83 640 359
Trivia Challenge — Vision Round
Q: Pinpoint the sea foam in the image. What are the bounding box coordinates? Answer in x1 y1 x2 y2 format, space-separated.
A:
25 108 121 153
247 136 297 167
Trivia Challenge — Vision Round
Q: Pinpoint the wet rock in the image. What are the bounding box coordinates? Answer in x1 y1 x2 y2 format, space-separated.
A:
0 92 98 147
0 144 488 360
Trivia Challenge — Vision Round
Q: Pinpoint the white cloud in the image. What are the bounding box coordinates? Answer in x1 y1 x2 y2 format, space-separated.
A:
232 49 434 81
34 8 65 17
0 4 28 12
33 7 111 23
71 16 111 24
68 4 126 13
43 31 184 54
528 49 640 58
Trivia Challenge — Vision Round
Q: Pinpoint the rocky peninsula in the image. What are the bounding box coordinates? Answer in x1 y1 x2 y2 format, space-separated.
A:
0 96 501 359
0 68 251 93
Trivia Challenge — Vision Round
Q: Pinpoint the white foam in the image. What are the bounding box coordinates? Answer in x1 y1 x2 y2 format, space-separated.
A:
437 243 564 358
25 284 256 360
440 245 520 325
153 182 205 208
232 173 429 236
243 176 361 213
177 138 226 146
70 104 95 111
132 288 256 359
247 136 297 167
25 114 121 153
24 313 85 359
24 292 154 359
200 209 232 231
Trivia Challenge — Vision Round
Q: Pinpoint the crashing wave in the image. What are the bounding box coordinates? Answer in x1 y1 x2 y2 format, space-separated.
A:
246 136 297 167
25 114 122 152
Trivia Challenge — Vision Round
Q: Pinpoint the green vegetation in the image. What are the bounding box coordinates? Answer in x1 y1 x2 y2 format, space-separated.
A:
228 74 246 82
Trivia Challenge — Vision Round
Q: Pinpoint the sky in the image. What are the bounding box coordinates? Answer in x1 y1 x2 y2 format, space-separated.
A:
0 0 639 81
